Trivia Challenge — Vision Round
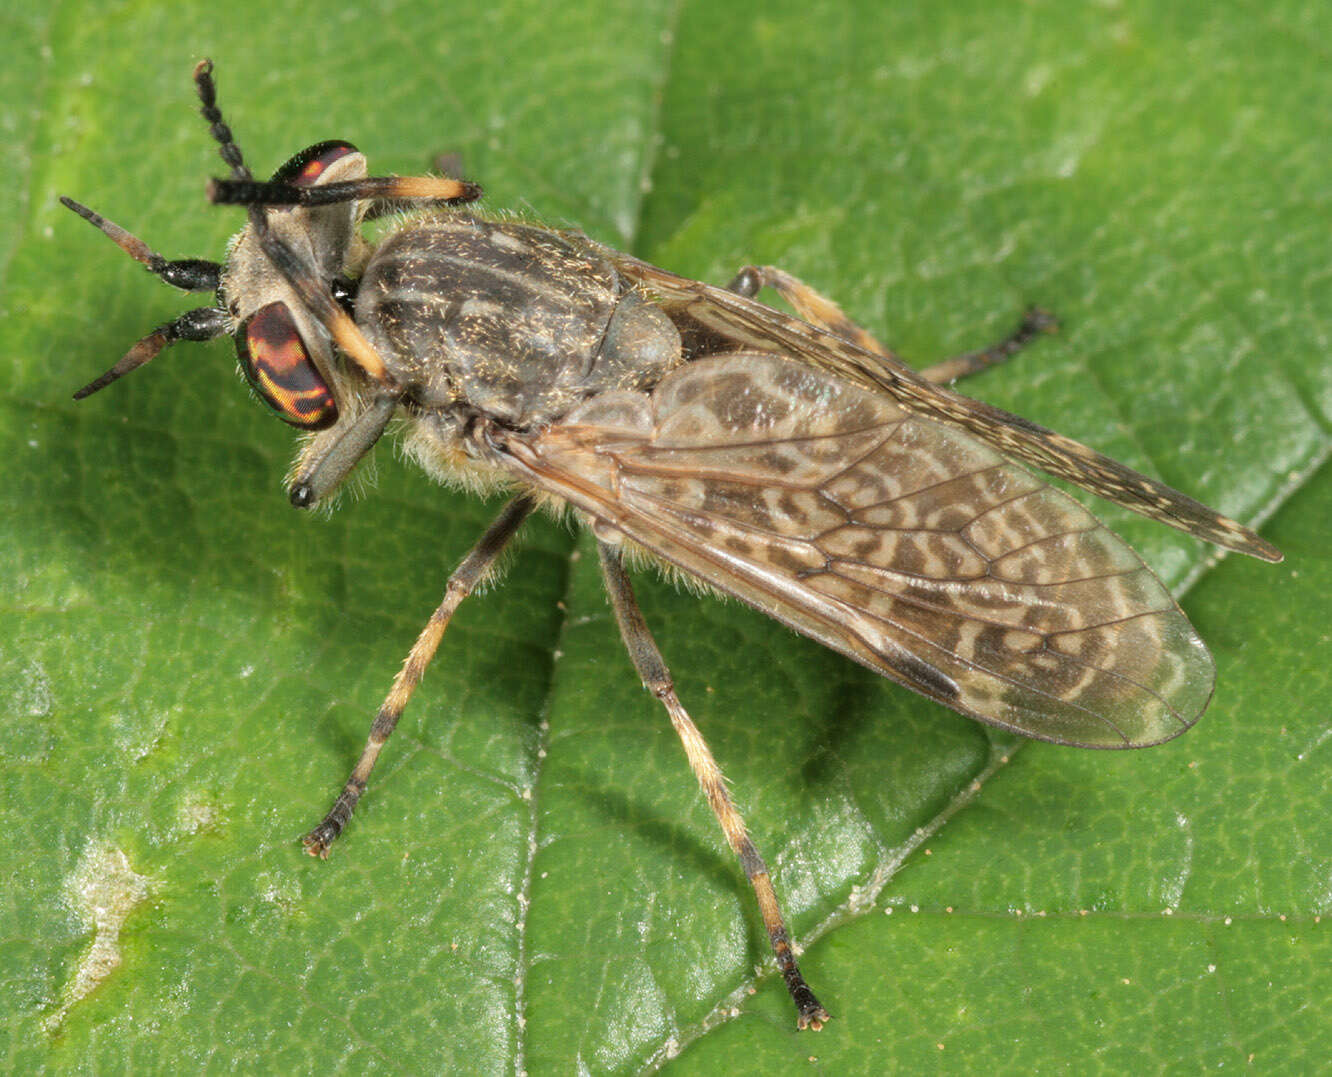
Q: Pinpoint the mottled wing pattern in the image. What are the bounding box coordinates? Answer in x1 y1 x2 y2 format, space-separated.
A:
500 353 1215 747
606 252 1281 564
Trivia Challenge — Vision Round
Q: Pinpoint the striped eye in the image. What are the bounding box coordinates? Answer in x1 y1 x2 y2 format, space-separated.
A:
272 140 358 187
237 302 339 430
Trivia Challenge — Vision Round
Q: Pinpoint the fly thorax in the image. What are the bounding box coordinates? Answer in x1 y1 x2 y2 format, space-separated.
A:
358 217 625 426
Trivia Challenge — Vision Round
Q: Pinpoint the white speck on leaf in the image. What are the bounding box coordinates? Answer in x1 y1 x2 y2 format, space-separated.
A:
16 661 52 717
43 842 152 1033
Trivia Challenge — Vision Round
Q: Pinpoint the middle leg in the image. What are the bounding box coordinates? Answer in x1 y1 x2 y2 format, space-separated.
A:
596 540 829 1030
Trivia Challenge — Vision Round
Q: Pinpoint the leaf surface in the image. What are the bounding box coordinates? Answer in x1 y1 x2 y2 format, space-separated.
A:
1 2 1325 1073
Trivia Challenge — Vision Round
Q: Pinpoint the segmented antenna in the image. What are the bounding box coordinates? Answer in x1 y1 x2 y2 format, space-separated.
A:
68 303 230 401
193 59 251 181
59 195 228 399
207 174 484 209
59 196 220 293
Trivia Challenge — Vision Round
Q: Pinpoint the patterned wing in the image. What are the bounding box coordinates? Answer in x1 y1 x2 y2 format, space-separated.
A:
497 352 1215 747
606 252 1282 564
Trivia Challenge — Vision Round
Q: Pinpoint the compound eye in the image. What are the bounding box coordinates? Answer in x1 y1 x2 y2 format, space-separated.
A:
237 302 339 429
272 140 359 187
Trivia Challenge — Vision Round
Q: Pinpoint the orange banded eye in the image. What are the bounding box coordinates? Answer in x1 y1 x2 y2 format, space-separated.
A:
272 141 358 187
237 302 338 430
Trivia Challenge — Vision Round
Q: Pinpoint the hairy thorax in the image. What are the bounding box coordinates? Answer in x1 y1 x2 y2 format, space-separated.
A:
358 214 682 425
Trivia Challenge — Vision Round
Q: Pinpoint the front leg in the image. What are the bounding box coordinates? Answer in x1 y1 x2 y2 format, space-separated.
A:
304 495 535 855
287 392 400 508
726 263 1055 385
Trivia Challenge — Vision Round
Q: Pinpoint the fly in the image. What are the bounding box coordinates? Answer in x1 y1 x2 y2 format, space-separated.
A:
61 60 1281 1031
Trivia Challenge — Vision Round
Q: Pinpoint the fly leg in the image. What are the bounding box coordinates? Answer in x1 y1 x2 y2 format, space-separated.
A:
915 308 1057 384
286 393 400 507
726 264 1055 385
303 496 535 856
597 540 829 1030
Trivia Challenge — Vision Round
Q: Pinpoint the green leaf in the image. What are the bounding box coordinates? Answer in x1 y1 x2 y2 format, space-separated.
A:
2 2 1325 1073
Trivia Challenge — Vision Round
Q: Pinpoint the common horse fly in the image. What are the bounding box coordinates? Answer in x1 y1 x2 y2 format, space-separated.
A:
61 60 1281 1030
